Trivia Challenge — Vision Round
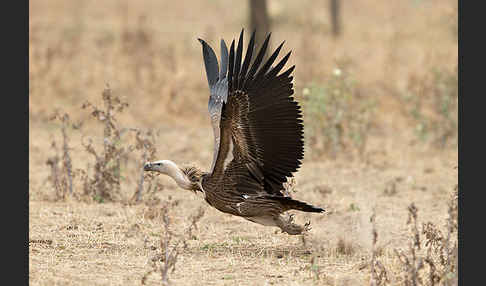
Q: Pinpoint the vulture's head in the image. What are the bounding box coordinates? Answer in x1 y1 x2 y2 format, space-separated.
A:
143 160 194 190
143 160 172 174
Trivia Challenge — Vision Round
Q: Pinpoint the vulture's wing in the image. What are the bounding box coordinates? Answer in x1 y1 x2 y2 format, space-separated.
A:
198 38 229 174
199 29 303 196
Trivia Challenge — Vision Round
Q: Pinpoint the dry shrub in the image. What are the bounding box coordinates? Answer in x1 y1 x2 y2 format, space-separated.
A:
370 188 457 286
132 129 158 203
81 86 132 202
302 62 376 159
46 111 81 200
370 210 389 286
140 180 166 220
394 191 458 286
394 203 427 285
46 143 63 199
142 203 205 285
46 85 158 203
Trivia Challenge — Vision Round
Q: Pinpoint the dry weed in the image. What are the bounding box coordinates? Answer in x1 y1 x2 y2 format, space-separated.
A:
394 203 425 285
394 191 458 286
80 86 131 201
132 129 158 202
45 85 159 203
370 209 389 286
80 85 161 203
46 111 80 200
45 142 64 200
142 202 205 285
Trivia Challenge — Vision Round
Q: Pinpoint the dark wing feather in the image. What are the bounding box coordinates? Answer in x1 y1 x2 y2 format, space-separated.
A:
199 39 228 173
219 39 229 80
230 31 304 195
245 33 271 86
202 29 303 196
234 30 243 89
198 39 219 87
240 30 255 85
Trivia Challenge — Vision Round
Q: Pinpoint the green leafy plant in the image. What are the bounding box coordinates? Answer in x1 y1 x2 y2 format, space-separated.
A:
402 66 458 148
302 67 376 159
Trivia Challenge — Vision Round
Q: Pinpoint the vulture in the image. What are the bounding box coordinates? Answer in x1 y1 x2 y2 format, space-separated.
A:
144 29 324 235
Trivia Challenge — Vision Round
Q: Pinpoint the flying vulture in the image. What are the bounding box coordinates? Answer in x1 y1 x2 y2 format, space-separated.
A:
144 29 324 235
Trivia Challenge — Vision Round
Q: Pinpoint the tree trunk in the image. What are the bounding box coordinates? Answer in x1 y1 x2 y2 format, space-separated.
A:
249 0 271 51
330 0 341 37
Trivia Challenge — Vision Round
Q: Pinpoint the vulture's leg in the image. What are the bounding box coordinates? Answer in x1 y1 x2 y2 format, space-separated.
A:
274 214 312 235
245 215 278 226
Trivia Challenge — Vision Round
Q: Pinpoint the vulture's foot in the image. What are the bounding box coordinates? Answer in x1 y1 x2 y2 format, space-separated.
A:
304 221 312 232
275 214 311 235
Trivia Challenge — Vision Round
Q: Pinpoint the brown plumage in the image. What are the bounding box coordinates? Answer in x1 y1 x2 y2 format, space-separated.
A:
144 29 324 235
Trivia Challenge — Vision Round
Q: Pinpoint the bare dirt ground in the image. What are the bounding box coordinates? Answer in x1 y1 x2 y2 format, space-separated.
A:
29 0 458 285
29 153 457 285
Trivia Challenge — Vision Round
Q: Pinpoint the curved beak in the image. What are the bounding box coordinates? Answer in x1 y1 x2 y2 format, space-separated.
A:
143 162 153 171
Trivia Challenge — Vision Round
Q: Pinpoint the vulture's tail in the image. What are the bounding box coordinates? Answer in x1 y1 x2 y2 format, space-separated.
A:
269 196 325 213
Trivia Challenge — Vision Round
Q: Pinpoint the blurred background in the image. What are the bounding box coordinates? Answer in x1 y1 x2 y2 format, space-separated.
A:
29 0 457 200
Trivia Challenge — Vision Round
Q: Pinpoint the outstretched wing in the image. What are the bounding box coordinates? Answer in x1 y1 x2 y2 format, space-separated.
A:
198 38 229 174
199 29 303 196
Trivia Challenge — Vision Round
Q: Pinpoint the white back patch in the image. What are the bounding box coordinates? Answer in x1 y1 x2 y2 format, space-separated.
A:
223 139 234 169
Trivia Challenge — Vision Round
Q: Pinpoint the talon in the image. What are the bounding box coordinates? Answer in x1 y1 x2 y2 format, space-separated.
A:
288 214 295 223
304 221 312 232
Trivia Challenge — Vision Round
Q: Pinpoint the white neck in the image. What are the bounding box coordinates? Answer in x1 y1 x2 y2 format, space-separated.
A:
165 161 192 190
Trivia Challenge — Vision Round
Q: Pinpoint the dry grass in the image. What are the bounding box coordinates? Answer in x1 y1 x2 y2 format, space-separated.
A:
30 0 457 285
29 160 458 285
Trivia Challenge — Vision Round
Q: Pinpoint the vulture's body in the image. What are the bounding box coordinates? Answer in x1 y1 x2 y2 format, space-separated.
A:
144 30 324 235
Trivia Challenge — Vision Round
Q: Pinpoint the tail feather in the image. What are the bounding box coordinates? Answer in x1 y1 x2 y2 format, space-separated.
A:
268 196 325 213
